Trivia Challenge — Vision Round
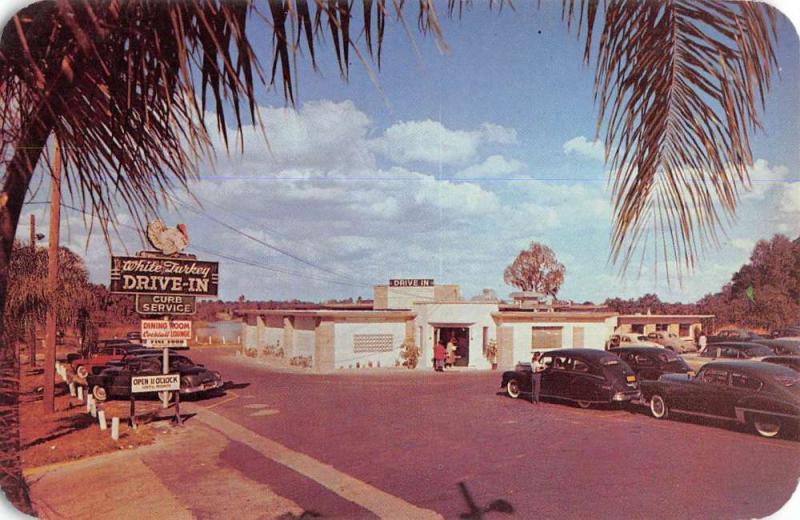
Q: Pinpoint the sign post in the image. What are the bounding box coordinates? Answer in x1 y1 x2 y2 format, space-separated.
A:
130 373 181 421
110 226 220 427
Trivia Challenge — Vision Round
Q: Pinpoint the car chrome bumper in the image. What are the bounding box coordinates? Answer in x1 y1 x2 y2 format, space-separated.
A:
180 380 224 394
612 391 642 402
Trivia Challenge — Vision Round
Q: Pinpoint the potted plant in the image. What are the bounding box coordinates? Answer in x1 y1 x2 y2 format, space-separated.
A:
400 338 421 369
486 339 498 370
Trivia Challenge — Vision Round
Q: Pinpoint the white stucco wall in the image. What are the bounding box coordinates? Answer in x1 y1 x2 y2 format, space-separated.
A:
387 286 436 310
507 318 617 364
413 302 499 369
293 316 316 358
242 323 257 350
333 321 407 369
262 316 284 350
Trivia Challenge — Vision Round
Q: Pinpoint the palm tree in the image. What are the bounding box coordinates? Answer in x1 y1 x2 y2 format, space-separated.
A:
0 0 779 513
5 242 96 347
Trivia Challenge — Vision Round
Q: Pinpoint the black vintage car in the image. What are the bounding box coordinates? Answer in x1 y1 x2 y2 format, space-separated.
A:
707 329 763 344
641 360 800 438
700 342 774 360
87 353 223 402
769 327 800 339
752 338 800 356
763 356 800 372
500 349 640 408
609 346 691 380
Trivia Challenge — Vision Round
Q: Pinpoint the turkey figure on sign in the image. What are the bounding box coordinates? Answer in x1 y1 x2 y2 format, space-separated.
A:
146 220 189 256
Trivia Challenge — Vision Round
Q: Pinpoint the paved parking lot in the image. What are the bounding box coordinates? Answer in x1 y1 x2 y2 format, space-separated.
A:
190 349 800 519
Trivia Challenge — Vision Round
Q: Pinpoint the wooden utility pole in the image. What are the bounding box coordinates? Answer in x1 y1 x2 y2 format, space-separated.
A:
43 140 61 414
28 214 36 367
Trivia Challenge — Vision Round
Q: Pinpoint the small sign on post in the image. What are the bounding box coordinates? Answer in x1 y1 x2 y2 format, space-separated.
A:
131 374 180 393
130 373 181 425
141 320 192 344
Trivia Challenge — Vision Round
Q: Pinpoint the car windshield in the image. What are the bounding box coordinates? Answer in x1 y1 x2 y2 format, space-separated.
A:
169 356 195 369
745 345 773 357
658 350 679 362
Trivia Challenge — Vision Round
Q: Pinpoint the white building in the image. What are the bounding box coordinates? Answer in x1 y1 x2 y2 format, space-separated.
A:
238 280 710 372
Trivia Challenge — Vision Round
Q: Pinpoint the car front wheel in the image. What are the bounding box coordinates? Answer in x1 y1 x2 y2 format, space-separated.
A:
92 385 107 402
650 394 669 419
506 379 521 399
753 416 781 438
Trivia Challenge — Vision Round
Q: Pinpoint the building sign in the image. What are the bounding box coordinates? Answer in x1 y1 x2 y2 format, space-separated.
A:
110 256 219 296
131 373 180 393
136 295 196 315
141 320 192 342
389 279 434 287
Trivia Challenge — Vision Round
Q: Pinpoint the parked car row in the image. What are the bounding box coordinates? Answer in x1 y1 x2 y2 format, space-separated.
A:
501 343 800 440
65 338 223 403
606 332 695 353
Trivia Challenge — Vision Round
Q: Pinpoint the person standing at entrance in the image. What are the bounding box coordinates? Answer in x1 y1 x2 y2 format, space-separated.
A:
531 352 545 404
698 331 707 354
434 340 446 372
446 337 458 367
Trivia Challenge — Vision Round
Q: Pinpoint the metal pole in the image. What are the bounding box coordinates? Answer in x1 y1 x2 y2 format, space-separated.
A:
130 394 136 428
43 139 62 414
174 390 182 425
161 315 169 408
28 214 36 367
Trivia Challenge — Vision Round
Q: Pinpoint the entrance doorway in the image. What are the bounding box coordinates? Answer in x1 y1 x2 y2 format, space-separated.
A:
436 327 469 367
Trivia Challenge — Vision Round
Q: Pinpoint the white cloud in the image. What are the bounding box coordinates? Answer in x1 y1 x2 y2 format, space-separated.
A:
372 119 517 165
730 238 755 252
742 159 788 200
563 136 605 162
479 123 518 145
455 155 525 179
780 182 800 213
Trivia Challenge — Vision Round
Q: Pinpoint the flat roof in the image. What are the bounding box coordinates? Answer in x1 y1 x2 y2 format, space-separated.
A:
618 314 714 322
236 309 415 320
494 311 618 323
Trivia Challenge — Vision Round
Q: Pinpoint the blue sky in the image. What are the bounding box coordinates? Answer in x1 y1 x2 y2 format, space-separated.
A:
6 1 800 304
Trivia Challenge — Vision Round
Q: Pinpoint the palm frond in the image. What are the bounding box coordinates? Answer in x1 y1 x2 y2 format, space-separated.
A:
564 0 778 277
0 0 447 246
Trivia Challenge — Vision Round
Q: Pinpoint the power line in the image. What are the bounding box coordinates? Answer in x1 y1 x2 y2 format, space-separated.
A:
169 196 373 286
26 201 372 290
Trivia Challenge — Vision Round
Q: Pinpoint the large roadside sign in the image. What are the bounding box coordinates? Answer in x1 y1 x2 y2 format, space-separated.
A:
136 295 196 315
131 374 180 393
110 255 219 296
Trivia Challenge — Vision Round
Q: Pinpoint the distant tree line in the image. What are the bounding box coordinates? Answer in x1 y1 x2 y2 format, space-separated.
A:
602 234 800 332
603 294 699 315
697 235 800 331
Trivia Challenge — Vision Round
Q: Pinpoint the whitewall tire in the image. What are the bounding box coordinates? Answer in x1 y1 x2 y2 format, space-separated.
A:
506 380 521 399
92 385 107 402
753 417 781 438
650 395 668 419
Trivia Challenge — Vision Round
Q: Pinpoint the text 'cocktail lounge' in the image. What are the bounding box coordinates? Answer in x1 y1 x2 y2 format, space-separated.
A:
238 280 712 372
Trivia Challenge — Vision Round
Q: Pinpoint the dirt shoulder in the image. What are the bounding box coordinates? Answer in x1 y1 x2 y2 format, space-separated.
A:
19 364 158 469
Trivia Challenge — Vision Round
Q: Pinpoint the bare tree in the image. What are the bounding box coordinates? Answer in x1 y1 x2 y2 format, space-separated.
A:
504 242 566 297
